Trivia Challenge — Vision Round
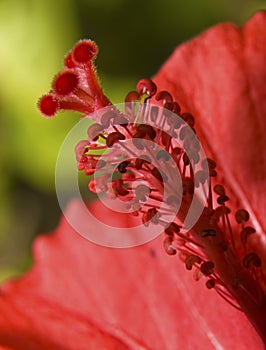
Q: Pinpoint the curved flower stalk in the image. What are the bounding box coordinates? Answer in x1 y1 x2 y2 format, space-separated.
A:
0 11 265 350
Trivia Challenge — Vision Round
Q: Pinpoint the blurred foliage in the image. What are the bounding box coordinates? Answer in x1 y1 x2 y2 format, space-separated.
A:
0 0 265 279
0 0 80 278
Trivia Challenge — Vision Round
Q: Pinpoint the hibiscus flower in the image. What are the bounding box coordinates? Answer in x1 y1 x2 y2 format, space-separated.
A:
0 11 265 350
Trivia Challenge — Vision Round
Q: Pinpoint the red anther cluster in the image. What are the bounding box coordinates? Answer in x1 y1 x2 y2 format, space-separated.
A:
38 40 110 118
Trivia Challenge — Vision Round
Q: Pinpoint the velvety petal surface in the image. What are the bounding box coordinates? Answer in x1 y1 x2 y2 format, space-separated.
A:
0 201 263 349
154 12 266 243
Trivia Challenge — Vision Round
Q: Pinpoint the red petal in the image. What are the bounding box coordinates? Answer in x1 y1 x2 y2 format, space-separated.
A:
0 201 263 349
1 12 266 350
0 294 129 350
154 12 266 242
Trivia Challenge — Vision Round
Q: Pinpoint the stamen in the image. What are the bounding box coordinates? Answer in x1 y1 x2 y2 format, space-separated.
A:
241 226 256 246
165 222 180 235
106 132 126 147
200 261 215 276
235 209 250 224
136 78 157 97
201 229 216 237
164 236 177 255
206 278 216 289
243 253 262 269
164 101 181 115
142 208 159 227
112 179 129 197
155 90 173 104
135 184 150 202
185 254 202 270
125 91 141 103
213 184 225 196
181 112 195 128
118 161 130 174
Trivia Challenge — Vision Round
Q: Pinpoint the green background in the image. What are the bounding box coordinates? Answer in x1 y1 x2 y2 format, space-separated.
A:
0 0 265 280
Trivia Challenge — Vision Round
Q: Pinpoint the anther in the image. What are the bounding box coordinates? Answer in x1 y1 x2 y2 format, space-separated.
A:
155 90 173 104
195 170 209 186
214 205 231 218
201 229 216 237
200 261 215 276
135 184 150 201
151 167 166 182
125 91 140 103
171 147 182 158
142 208 158 226
206 279 216 289
202 158 217 177
106 132 126 147
235 209 250 224
213 184 225 196
243 253 262 269
180 125 196 140
136 78 157 97
164 101 181 115
118 161 130 174
182 153 190 166
161 131 172 147
163 236 177 255
135 158 144 170
241 226 256 245
165 222 180 235
181 112 195 127
139 154 152 164
112 179 129 197
183 178 194 195
185 255 202 270
165 111 182 129
87 123 104 140
156 150 171 161
101 110 117 128
132 133 145 150
217 195 229 205
137 124 157 140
